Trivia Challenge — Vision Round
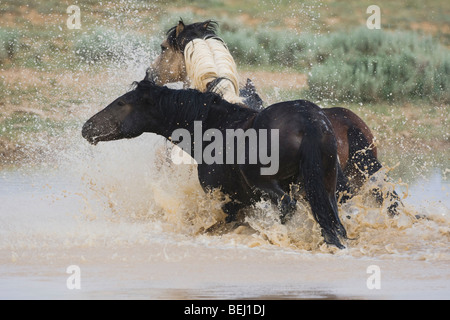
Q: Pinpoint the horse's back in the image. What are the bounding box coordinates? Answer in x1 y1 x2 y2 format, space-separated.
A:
254 99 333 136
247 99 337 181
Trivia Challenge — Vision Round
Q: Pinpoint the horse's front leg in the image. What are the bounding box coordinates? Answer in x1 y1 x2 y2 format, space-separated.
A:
279 193 297 224
222 201 245 223
254 180 297 224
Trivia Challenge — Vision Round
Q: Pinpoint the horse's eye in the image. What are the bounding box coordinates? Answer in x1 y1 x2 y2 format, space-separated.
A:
161 45 168 52
118 100 126 106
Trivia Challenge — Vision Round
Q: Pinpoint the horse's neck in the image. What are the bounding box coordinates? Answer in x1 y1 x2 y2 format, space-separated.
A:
201 104 258 148
155 89 208 138
157 91 255 142
168 102 256 160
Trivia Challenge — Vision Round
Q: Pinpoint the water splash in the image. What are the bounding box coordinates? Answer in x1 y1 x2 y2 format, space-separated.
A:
54 129 449 260
1 1 448 262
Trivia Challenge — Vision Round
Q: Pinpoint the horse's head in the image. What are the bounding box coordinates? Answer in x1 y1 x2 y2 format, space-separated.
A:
82 80 163 145
146 19 263 110
146 19 218 86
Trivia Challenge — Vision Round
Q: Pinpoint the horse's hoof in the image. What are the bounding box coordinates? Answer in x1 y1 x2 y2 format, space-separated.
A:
225 214 236 224
279 213 288 225
322 230 345 249
387 202 399 216
336 224 348 239
279 208 295 224
279 197 296 224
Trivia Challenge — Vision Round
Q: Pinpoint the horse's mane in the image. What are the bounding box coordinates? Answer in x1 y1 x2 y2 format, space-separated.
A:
166 19 219 51
133 80 256 133
184 38 243 105
133 80 220 126
165 20 245 106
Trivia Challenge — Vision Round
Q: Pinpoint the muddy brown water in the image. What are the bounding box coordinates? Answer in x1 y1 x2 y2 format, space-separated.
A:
0 134 448 300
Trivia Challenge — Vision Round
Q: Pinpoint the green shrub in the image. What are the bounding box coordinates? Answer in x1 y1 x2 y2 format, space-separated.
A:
306 28 450 103
0 29 21 62
221 29 266 66
74 28 159 64
217 22 449 103
221 28 311 69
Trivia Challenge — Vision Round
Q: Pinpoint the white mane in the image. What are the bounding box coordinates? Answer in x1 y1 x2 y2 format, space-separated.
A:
184 38 244 105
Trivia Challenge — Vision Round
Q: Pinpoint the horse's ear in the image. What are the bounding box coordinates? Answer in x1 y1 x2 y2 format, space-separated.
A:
202 20 211 30
175 20 185 37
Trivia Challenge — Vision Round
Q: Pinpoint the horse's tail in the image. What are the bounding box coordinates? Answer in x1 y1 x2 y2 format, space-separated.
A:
299 127 346 248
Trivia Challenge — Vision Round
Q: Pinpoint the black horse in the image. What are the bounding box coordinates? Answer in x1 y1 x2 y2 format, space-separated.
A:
82 79 348 248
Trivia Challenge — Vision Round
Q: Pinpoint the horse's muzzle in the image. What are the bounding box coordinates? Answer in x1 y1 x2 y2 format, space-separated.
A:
81 120 98 145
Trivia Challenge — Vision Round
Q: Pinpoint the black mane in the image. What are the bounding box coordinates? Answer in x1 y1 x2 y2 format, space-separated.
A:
133 80 256 133
166 19 222 51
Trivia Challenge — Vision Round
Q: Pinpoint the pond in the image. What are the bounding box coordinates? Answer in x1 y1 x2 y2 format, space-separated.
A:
0 135 449 299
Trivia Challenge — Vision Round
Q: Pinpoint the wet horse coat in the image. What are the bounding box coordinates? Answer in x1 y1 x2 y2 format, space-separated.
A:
147 19 401 213
82 80 348 248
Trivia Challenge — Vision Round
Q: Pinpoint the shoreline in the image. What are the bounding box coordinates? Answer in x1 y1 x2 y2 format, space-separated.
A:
1 68 448 172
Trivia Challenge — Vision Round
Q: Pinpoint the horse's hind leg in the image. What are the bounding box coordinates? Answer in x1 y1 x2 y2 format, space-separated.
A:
336 162 353 204
371 186 403 216
387 190 403 215
346 127 402 215
345 127 382 189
